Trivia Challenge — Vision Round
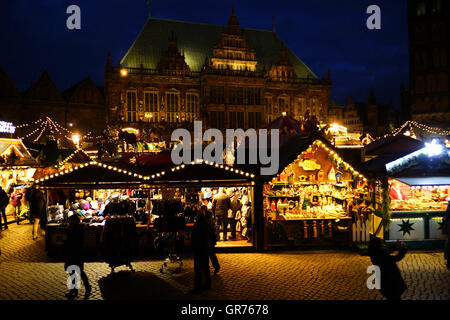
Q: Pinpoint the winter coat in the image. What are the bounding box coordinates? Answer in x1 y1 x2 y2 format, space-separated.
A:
212 192 231 217
369 239 407 299
102 216 138 267
444 202 450 235
11 192 22 207
28 189 46 219
230 196 242 219
64 223 85 268
0 189 9 209
191 216 212 256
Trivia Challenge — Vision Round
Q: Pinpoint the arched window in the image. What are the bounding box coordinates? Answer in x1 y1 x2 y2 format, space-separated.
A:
166 89 180 122
126 89 137 122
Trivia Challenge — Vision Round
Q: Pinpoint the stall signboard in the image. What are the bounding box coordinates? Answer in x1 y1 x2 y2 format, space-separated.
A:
0 121 15 134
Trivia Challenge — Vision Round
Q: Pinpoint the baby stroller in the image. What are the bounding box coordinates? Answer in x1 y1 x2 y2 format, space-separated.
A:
101 215 138 273
153 215 185 274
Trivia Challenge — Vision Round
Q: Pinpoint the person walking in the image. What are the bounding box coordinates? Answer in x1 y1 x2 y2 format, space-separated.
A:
11 189 23 224
190 210 212 294
444 197 450 270
64 214 92 300
201 205 220 275
212 188 231 241
26 188 45 240
368 236 408 300
0 186 9 231
229 191 242 240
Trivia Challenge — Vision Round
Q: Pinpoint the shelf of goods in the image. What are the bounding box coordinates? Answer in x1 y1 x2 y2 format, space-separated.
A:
265 181 353 221
386 181 448 246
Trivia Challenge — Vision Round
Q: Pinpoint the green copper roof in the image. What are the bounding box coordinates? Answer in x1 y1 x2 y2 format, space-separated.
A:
120 18 318 79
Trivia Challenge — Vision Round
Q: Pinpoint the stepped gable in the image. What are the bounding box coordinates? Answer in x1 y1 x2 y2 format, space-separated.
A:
0 65 19 98
63 76 104 105
23 70 64 102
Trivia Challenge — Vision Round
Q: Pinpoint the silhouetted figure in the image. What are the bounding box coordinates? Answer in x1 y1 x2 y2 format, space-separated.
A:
444 198 450 270
201 205 220 275
26 189 46 240
64 214 91 300
190 210 212 294
212 188 231 241
368 236 407 300
0 186 9 231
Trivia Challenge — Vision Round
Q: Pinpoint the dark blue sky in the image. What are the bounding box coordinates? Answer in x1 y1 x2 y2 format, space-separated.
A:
0 0 409 107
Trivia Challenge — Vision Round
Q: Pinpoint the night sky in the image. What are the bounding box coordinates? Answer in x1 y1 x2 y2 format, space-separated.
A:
0 0 409 108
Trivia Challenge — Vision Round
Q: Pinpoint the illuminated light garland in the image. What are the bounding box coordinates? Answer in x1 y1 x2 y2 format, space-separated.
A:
279 139 368 181
33 120 48 143
374 120 450 142
35 161 150 184
148 158 256 182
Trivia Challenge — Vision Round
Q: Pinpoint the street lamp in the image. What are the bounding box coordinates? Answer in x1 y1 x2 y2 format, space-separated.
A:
72 134 80 148
120 68 128 77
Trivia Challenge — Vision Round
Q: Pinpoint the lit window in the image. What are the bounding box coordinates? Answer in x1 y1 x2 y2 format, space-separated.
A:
186 93 199 115
126 91 137 122
417 1 426 16
431 0 441 13
166 93 179 122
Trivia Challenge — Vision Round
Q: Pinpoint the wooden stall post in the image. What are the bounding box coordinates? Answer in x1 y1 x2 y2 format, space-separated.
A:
253 181 264 252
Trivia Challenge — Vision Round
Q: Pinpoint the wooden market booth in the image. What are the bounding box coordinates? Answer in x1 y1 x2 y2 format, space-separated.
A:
0 137 38 224
383 139 449 249
34 161 146 256
258 134 374 250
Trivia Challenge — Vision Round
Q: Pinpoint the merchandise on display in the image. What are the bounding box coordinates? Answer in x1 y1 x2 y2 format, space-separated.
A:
389 179 449 212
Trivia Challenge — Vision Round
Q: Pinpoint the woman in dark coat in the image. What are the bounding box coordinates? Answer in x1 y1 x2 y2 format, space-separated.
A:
26 189 46 240
190 210 212 294
368 236 408 300
444 198 450 270
64 214 91 299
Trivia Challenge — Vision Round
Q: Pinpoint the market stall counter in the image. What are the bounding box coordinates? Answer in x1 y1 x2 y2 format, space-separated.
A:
262 137 371 249
384 140 449 249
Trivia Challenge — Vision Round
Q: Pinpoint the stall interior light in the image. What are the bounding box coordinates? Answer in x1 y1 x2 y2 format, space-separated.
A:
386 138 446 172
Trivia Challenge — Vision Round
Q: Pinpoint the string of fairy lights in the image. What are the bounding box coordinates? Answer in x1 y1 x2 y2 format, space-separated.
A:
14 116 106 144
376 120 450 141
58 148 93 167
270 139 368 184
34 158 257 185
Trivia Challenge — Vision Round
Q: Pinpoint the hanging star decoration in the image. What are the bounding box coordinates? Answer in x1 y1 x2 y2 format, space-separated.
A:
398 219 415 236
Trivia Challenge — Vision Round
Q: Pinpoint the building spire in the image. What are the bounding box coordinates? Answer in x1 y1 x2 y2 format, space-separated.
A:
272 14 276 32
147 0 152 17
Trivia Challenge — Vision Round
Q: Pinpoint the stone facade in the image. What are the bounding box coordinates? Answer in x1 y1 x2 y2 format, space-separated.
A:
406 0 450 125
104 12 331 134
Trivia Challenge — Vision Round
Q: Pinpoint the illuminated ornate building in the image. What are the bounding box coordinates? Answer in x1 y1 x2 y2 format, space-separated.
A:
104 10 331 132
404 0 450 124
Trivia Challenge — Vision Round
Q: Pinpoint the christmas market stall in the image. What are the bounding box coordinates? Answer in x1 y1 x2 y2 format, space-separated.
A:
0 137 38 224
261 135 373 249
104 150 260 251
139 159 258 251
33 161 147 256
384 139 449 249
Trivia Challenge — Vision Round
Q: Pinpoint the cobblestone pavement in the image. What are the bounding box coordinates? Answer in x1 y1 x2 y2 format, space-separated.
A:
0 223 448 300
